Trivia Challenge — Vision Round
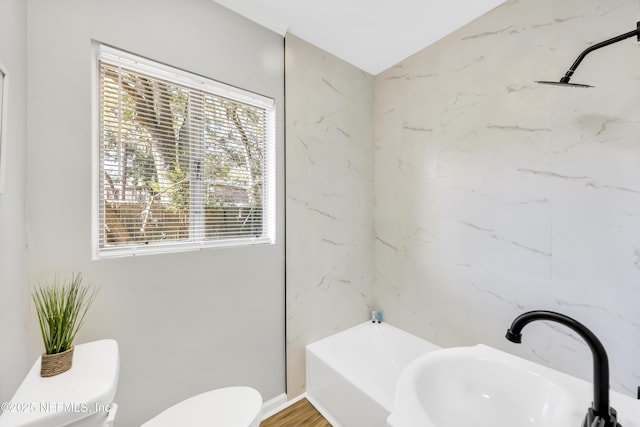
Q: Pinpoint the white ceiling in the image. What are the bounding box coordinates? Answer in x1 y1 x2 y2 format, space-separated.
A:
211 0 507 75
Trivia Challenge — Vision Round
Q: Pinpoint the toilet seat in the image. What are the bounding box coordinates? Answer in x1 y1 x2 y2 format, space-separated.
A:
141 386 262 427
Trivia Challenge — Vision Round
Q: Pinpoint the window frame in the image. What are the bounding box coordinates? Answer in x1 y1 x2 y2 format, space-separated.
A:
92 43 276 259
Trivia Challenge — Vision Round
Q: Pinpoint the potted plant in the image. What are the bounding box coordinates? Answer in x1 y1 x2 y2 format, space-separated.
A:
31 272 98 377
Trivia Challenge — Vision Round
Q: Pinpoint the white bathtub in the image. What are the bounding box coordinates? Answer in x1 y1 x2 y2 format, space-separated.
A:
306 321 441 427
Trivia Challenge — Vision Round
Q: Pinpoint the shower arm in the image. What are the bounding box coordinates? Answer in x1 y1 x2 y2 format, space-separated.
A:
560 21 640 84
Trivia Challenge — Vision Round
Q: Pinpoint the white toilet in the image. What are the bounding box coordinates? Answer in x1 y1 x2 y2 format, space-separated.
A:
141 386 262 427
0 340 120 427
0 340 262 427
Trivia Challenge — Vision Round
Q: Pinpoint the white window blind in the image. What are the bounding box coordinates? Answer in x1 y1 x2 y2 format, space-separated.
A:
96 45 275 256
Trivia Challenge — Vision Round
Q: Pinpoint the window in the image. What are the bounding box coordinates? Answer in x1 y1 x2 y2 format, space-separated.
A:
95 45 275 257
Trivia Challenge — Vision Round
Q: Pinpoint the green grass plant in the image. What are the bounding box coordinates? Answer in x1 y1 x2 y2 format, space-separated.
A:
32 273 98 355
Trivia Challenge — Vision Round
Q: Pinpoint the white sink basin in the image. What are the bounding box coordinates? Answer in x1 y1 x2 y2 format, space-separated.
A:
387 344 583 427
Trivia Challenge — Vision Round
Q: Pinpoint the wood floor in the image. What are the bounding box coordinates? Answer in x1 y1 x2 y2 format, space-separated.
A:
260 398 331 427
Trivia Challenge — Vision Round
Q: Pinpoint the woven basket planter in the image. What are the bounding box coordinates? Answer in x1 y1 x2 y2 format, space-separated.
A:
40 346 74 377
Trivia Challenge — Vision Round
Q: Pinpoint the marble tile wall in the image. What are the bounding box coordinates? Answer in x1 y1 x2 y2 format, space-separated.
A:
285 35 374 397
374 0 640 396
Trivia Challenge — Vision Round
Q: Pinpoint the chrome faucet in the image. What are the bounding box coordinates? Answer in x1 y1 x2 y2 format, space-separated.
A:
505 310 622 427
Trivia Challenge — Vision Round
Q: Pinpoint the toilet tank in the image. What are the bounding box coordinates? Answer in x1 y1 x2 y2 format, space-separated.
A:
0 340 119 427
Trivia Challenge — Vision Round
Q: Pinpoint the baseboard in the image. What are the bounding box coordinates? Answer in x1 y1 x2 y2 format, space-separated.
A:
261 391 343 426
306 393 343 427
260 392 288 420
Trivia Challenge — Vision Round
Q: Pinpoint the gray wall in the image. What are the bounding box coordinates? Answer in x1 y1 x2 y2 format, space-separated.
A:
26 0 285 425
0 0 30 406
285 35 374 397
374 0 640 397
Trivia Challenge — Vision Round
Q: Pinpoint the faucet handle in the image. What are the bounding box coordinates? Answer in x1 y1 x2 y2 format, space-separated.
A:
585 407 622 427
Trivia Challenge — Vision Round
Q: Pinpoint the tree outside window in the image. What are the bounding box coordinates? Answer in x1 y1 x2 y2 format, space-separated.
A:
96 47 275 256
